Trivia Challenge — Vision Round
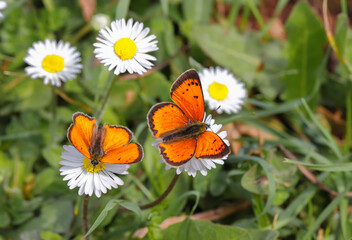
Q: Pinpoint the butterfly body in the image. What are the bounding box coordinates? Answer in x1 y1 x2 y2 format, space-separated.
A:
88 127 106 162
161 121 207 143
147 69 230 167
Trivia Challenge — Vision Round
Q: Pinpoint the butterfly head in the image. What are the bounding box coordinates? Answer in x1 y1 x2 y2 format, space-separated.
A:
90 159 100 168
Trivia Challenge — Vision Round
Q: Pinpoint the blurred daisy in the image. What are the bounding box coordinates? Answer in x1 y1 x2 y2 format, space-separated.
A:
93 18 158 75
24 39 82 87
199 67 247 114
0 1 6 18
155 114 230 177
60 145 130 198
91 13 110 31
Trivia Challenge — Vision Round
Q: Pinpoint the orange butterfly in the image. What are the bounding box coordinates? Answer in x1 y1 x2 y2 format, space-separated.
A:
67 112 143 169
147 69 230 166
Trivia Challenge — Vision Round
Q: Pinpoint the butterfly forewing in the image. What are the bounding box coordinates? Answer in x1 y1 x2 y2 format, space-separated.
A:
170 69 204 122
159 138 197 166
147 102 189 138
195 131 230 159
67 112 96 159
103 124 132 153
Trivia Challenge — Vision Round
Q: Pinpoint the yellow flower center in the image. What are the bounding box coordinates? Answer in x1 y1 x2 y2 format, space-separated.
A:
42 54 65 73
114 38 137 60
83 157 105 173
208 82 229 101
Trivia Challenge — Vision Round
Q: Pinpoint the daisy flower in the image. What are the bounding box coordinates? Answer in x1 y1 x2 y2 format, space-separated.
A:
0 1 7 18
93 18 158 75
24 39 82 87
60 145 129 198
91 13 110 31
155 114 230 177
199 67 247 114
59 112 143 198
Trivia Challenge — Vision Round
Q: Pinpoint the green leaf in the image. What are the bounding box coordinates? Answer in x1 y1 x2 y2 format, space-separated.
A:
302 184 351 240
42 0 54 11
19 230 40 240
182 0 214 24
228 155 276 219
15 200 74 236
247 228 279 240
119 201 142 219
281 1 326 107
241 164 269 195
0 211 10 228
275 184 318 229
162 219 250 240
283 158 352 172
188 57 204 71
83 199 122 239
162 191 200 219
335 13 348 57
301 99 342 158
115 0 130 19
33 168 56 195
209 169 227 196
193 174 208 197
7 79 52 112
141 72 171 102
192 25 261 85
161 0 169 16
42 145 63 168
40 232 63 240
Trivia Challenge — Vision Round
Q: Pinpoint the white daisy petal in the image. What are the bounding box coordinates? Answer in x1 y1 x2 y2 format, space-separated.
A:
199 66 247 114
94 18 158 75
24 39 82 86
157 113 230 177
0 1 7 11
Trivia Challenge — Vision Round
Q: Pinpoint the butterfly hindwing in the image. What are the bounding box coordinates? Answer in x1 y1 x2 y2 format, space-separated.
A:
170 69 204 122
195 131 230 159
147 102 189 138
159 138 197 166
67 112 96 159
101 143 143 164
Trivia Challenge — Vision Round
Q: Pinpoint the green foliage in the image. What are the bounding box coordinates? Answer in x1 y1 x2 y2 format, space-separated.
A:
192 25 261 85
1 0 352 239
162 218 278 240
281 1 327 107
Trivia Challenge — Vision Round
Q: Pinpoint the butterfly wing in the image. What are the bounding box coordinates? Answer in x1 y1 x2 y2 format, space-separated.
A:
159 138 197 166
147 102 189 138
170 69 204 122
67 112 96 158
195 131 230 159
101 124 143 164
103 124 132 153
101 143 143 164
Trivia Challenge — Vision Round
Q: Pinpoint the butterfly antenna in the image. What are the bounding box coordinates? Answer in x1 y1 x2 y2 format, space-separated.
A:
213 105 221 113
87 161 93 172
206 105 221 132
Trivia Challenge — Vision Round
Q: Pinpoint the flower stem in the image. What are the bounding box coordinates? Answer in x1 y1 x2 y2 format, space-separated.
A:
95 74 116 122
55 89 93 113
345 85 352 153
51 85 57 144
69 23 92 45
140 173 180 210
83 195 90 240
